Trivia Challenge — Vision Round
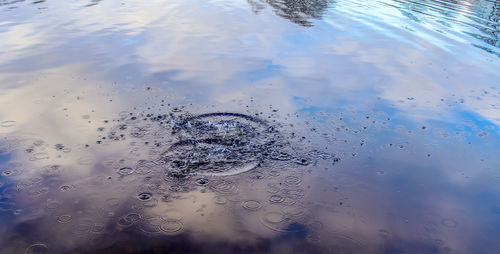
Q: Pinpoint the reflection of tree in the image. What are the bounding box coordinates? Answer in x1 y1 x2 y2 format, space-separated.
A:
391 0 500 56
249 0 335 26
468 1 500 55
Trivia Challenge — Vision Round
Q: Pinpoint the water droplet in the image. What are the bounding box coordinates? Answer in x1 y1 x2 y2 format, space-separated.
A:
269 170 280 176
59 184 74 191
263 212 285 223
160 219 183 234
214 196 227 205
195 178 209 185
269 195 284 204
57 214 72 224
137 192 152 201
294 157 311 166
284 175 302 185
45 200 61 210
270 151 293 161
210 180 238 194
117 167 134 175
242 200 262 211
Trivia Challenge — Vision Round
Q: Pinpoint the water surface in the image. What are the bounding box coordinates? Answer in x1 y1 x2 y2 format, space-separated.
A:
1 0 500 253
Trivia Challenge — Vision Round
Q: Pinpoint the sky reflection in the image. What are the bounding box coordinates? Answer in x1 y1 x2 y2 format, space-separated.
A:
0 0 500 253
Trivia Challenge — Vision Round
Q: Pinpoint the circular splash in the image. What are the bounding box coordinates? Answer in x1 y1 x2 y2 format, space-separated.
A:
195 178 209 185
160 112 284 177
117 167 134 175
57 214 72 224
25 243 48 254
259 211 300 233
214 196 227 205
269 195 285 204
137 192 152 201
242 200 262 211
159 219 183 234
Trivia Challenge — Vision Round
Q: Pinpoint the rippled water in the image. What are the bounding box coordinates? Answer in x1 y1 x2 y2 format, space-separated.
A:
1 0 500 253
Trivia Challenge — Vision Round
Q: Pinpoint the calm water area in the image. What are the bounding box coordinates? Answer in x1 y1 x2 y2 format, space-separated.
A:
1 0 500 253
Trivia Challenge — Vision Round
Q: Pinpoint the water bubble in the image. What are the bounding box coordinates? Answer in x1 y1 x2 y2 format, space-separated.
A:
284 176 302 186
267 183 281 194
263 212 285 224
117 213 142 227
25 243 48 254
269 195 284 204
270 151 293 161
294 157 311 166
2 169 21 177
269 170 280 177
126 213 141 222
117 217 134 227
137 192 152 201
72 219 94 235
242 200 262 211
57 214 72 224
214 196 227 205
139 217 163 233
54 144 65 150
211 180 238 194
282 188 304 199
135 161 155 175
195 178 209 185
45 200 61 210
130 126 149 138
59 184 74 191
117 167 134 175
159 219 183 234
260 211 298 232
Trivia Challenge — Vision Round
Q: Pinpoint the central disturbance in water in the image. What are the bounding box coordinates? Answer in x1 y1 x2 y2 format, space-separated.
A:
160 112 285 177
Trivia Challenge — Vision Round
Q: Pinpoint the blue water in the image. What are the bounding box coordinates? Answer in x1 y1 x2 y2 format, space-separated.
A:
1 0 500 253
